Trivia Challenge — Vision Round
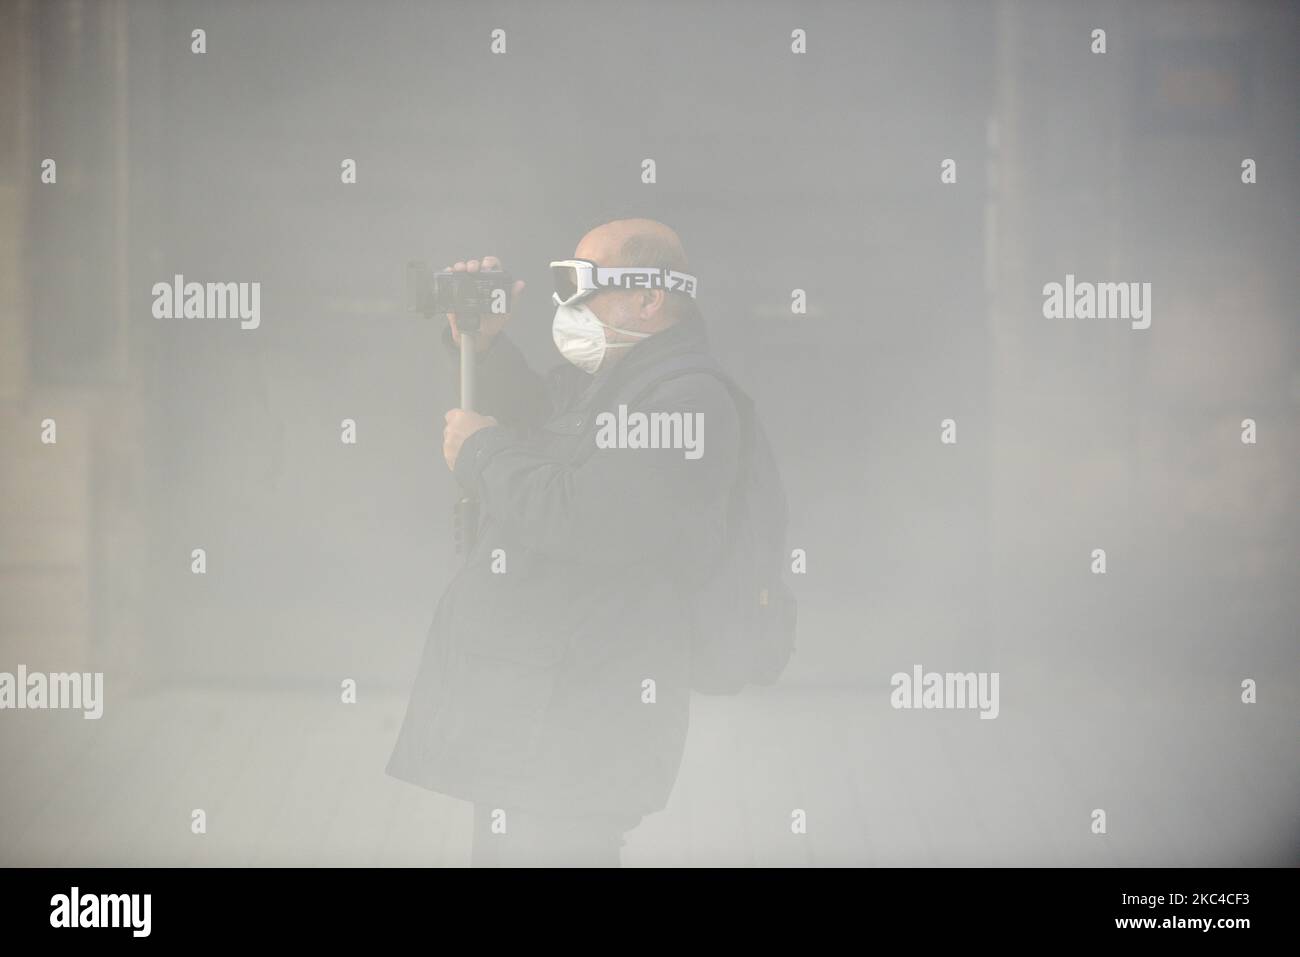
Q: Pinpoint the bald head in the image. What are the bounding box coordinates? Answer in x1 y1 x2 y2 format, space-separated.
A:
572 219 693 334
575 218 689 274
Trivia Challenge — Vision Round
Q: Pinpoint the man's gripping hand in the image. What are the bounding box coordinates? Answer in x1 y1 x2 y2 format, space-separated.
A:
443 408 499 471
444 255 527 353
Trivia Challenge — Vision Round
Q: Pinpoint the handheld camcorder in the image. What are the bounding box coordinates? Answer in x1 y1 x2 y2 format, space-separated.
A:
406 261 513 332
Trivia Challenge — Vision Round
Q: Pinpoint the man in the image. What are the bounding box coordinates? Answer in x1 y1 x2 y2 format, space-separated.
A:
386 218 741 866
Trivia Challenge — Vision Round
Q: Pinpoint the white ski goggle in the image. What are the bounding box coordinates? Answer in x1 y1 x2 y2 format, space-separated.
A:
549 259 699 307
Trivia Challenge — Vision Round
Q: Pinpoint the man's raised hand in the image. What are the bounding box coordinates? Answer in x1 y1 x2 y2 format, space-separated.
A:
445 255 527 353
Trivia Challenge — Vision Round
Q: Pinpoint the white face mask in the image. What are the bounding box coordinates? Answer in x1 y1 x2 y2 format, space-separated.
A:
552 301 652 374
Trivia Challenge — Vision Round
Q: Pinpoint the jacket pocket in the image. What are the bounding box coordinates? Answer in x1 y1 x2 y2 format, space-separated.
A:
449 561 573 668
540 410 591 464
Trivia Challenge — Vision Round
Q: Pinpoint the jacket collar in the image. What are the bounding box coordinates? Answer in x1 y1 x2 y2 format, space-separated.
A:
590 312 709 394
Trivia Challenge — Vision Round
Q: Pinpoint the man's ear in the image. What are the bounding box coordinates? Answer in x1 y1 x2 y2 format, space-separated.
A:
639 288 666 319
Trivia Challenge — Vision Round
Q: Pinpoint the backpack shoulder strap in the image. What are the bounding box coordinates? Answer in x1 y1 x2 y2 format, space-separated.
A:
592 352 757 489
607 352 751 415
568 352 752 469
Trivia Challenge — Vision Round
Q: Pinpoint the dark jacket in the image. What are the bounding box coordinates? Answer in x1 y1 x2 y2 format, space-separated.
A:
385 313 740 825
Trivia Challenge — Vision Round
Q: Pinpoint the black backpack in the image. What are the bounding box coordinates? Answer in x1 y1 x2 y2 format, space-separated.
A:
586 352 799 694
